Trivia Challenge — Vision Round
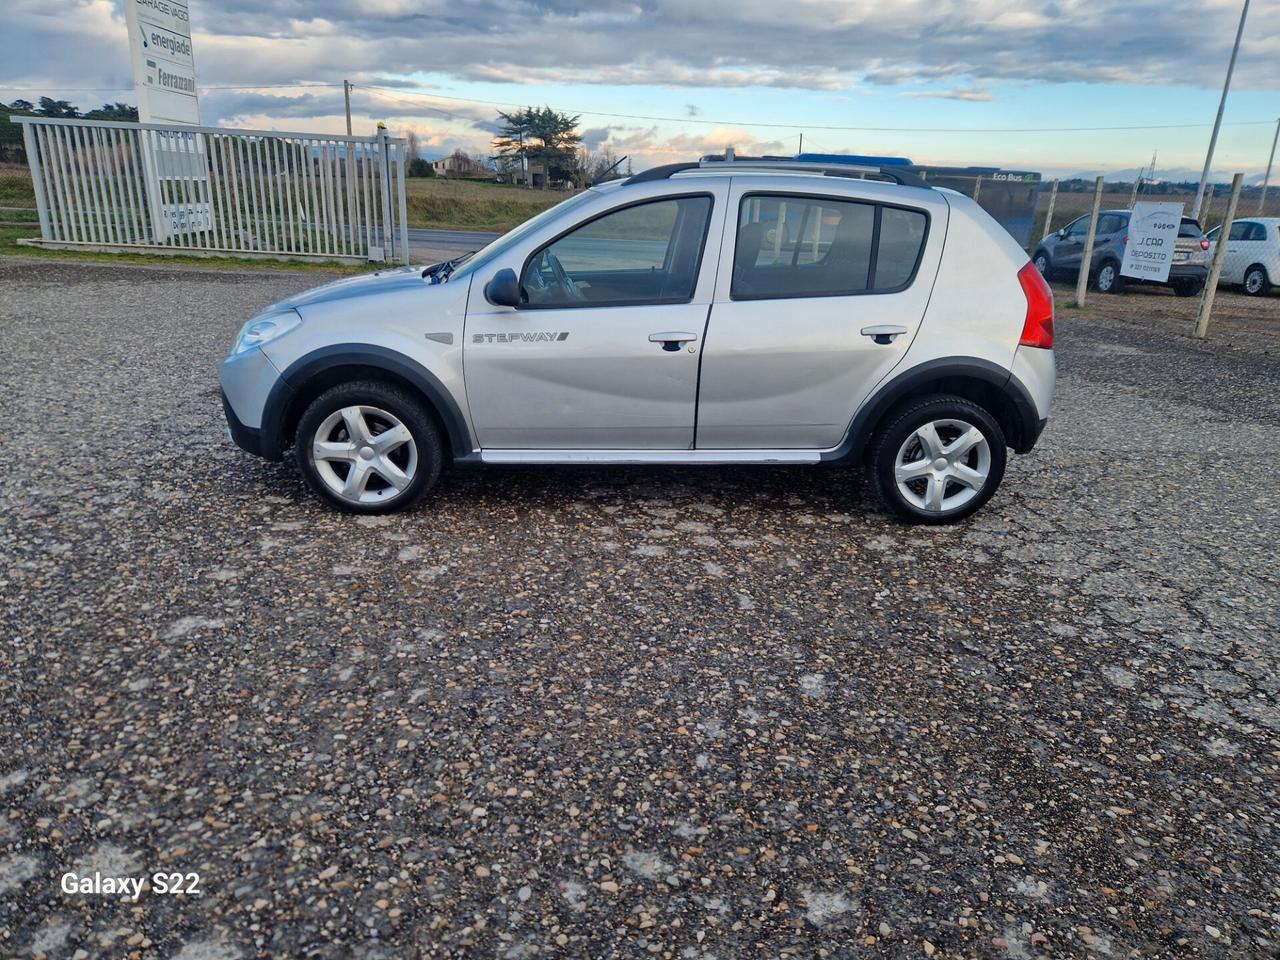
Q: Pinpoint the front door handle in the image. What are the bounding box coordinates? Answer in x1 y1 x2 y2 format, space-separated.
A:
649 331 698 352
860 324 909 345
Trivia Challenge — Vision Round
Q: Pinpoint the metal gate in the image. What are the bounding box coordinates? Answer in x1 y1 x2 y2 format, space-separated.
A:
13 116 410 263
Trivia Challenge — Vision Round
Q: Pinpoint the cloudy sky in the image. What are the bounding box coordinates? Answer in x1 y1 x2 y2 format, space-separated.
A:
3 0 1279 177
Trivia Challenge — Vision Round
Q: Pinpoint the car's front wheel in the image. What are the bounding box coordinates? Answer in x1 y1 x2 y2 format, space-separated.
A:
295 381 442 513
1032 249 1051 277
868 396 1008 524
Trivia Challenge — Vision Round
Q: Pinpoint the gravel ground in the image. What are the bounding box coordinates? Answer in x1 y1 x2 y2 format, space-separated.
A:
1048 279 1280 357
1 259 1277 959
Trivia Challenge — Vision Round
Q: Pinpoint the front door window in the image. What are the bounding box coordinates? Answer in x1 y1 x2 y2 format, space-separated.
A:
521 196 712 308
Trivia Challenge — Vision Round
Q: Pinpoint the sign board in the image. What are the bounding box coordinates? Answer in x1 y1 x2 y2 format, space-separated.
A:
123 0 201 125
123 0 210 239
1121 201 1183 282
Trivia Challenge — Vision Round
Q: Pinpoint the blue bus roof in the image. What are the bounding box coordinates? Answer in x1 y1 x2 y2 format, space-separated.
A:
796 152 915 167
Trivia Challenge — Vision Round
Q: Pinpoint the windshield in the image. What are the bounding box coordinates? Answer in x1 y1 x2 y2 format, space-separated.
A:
448 190 600 282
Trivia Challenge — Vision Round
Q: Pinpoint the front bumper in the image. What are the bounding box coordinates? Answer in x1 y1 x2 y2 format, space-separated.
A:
222 391 267 457
219 346 290 461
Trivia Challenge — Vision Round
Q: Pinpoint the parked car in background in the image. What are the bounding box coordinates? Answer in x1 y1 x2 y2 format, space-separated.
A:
1205 217 1280 296
221 157 1056 524
1032 210 1211 296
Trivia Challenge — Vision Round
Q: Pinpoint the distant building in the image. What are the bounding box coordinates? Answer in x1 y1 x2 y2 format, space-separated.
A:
431 153 492 179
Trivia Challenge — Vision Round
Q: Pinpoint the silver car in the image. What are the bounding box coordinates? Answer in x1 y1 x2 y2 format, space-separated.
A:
220 157 1055 523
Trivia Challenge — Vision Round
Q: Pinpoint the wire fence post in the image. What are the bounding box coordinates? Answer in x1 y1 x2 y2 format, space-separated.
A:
1195 172 1244 339
1260 117 1279 215
1074 176 1105 307
1043 179 1059 236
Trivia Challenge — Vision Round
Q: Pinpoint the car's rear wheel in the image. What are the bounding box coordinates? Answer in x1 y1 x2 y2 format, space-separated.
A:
295 381 442 513
1093 259 1122 294
1243 264 1271 296
1173 278 1204 297
868 395 1008 524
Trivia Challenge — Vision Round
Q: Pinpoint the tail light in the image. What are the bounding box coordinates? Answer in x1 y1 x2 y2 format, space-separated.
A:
1017 261 1054 349
1200 238 1211 251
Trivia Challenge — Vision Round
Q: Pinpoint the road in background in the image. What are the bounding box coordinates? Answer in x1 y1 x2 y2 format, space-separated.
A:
409 226 500 264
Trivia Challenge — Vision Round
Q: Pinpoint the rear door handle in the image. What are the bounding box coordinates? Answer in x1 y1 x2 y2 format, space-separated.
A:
860 324 909 345
649 331 698 352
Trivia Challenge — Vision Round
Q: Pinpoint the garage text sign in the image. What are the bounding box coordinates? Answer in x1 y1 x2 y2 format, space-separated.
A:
123 0 201 125
1120 202 1183 282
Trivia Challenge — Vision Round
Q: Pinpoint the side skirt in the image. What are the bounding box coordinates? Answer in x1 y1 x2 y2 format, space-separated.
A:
477 449 824 466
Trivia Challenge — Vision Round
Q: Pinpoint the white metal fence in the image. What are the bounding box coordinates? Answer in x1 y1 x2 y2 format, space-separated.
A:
14 116 410 263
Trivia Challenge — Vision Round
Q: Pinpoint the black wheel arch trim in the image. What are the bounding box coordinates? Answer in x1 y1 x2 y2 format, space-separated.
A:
820 356 1042 463
261 344 474 461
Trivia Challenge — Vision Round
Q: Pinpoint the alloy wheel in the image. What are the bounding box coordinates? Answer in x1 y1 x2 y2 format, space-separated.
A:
894 419 992 513
1245 268 1265 294
310 405 418 505
1097 263 1116 292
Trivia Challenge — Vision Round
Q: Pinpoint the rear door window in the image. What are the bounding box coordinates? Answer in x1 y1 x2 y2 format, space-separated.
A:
731 195 927 300
1096 214 1125 235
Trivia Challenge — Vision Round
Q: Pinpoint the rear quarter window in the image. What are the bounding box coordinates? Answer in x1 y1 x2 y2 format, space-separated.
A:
1178 218 1203 238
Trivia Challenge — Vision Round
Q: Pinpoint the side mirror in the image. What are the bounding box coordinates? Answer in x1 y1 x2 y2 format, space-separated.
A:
484 268 522 308
1057 228 1067 238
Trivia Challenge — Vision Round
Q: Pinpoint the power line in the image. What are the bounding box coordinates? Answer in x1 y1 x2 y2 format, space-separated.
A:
6 82 1279 135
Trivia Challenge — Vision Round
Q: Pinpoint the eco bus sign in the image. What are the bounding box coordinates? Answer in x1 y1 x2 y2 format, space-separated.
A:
1120 201 1183 283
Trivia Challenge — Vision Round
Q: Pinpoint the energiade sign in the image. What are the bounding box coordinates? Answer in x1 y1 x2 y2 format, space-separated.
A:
123 0 200 124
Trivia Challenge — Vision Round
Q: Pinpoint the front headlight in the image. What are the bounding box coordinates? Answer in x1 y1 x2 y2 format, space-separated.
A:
230 310 302 356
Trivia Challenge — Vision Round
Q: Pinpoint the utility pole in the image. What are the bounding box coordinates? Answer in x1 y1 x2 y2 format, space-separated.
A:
1196 172 1244 339
798 133 803 155
1075 176 1105 307
343 80 353 136
1192 0 1250 220
1259 117 1279 214
1043 179 1059 236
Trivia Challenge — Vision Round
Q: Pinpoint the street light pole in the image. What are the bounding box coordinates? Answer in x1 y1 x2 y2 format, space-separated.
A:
1259 117 1279 215
1192 0 1250 220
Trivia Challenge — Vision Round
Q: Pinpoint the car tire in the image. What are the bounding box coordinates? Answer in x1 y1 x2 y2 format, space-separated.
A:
1173 278 1203 298
867 395 1008 525
1032 249 1051 277
1242 264 1271 296
295 380 442 514
1093 259 1122 294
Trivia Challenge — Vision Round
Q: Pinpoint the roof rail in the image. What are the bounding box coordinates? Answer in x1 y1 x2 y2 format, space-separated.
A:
625 156 930 189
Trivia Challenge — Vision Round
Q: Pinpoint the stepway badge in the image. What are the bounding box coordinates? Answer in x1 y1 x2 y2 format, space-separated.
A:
1121 201 1183 283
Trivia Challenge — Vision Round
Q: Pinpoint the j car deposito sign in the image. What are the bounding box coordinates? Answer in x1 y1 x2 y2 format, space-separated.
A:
1120 202 1183 283
123 0 201 125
